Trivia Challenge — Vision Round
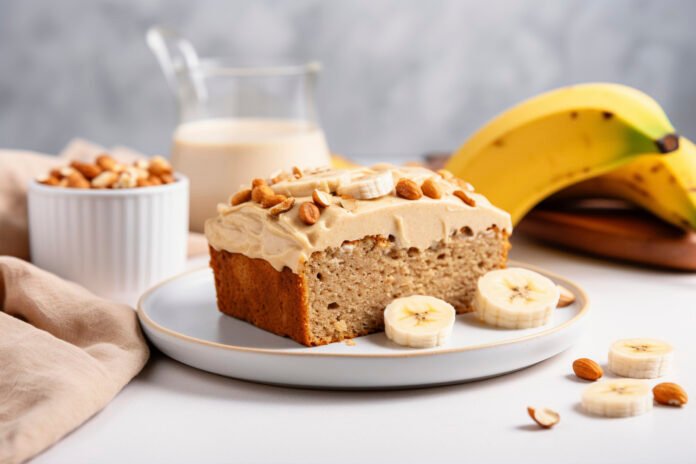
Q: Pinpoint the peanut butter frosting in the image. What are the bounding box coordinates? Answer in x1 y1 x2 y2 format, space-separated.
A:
205 165 512 273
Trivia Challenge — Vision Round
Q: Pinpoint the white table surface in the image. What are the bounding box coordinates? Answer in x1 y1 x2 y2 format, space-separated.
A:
33 235 696 464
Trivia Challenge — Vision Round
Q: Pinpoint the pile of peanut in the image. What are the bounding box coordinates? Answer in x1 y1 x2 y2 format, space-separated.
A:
231 168 326 226
394 169 476 207
37 154 175 189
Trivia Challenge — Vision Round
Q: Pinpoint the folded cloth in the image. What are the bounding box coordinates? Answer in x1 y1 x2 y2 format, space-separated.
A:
0 139 208 260
0 256 150 464
0 151 60 260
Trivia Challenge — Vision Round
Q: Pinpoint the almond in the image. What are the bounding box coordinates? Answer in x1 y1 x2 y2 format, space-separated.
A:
148 156 173 176
396 178 422 200
557 285 575 308
136 178 153 187
148 175 163 186
252 178 267 188
436 169 454 180
96 154 117 171
261 194 287 209
231 188 253 206
653 382 688 407
269 197 296 216
312 189 332 208
66 171 90 189
572 358 603 381
421 177 443 199
292 166 303 179
111 163 127 174
252 185 274 204
299 201 321 225
159 173 175 184
70 161 102 180
454 190 476 207
129 167 149 180
91 171 118 188
38 175 60 186
527 407 560 429
60 167 76 177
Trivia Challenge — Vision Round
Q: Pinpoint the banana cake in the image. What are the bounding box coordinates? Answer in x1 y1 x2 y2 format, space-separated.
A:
205 165 512 346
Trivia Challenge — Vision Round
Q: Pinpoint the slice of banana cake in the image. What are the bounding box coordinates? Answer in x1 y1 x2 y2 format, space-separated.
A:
205 165 512 346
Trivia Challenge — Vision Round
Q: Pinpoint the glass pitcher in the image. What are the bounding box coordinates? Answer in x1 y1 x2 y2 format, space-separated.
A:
147 27 331 232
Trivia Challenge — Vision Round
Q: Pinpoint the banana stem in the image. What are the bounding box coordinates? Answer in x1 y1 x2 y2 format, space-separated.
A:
656 134 680 153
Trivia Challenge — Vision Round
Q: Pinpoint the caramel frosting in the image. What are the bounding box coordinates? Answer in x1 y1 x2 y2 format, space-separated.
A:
205 165 512 273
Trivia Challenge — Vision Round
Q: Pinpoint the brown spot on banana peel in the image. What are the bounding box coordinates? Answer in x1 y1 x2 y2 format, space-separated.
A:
493 138 505 147
632 173 644 183
612 178 651 199
669 174 677 184
650 164 663 173
570 111 578 119
656 134 679 153
602 111 614 119
581 133 592 148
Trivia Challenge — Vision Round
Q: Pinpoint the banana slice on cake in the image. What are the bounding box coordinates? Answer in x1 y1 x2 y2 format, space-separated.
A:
581 379 653 418
271 170 352 197
337 170 394 200
608 338 674 379
383 295 456 348
474 268 560 329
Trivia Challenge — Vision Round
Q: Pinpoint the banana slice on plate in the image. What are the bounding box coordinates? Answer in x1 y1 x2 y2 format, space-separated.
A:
383 295 455 348
337 170 394 200
271 170 351 197
608 338 674 379
581 379 653 417
474 268 560 329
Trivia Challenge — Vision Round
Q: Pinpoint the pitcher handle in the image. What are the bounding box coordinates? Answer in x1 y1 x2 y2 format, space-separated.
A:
146 26 206 100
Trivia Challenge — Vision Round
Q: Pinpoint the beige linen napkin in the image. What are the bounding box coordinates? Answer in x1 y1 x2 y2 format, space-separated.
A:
0 139 208 260
0 256 150 464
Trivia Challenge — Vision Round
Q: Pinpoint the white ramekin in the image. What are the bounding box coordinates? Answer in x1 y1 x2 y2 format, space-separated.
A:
28 176 189 305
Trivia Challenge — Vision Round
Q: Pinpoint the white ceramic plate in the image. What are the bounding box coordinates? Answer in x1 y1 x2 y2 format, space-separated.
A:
138 261 588 389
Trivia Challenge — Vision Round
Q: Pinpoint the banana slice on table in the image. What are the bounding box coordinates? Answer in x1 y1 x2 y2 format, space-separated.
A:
383 295 456 348
337 170 394 200
271 170 351 197
608 338 673 379
581 379 653 418
474 268 560 329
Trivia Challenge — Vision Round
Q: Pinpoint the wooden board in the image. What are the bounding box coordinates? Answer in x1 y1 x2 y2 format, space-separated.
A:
517 200 696 271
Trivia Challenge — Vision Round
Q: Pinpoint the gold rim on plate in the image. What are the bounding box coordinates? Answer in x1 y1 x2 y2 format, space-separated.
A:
137 260 589 358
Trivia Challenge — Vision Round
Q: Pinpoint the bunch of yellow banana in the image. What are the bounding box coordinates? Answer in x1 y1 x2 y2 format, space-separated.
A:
446 83 696 230
555 137 696 230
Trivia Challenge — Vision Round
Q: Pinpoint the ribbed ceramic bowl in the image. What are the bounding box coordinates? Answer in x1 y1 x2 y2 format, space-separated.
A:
28 176 189 304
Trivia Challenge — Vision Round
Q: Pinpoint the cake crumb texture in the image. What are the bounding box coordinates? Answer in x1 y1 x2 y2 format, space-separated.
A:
209 227 509 346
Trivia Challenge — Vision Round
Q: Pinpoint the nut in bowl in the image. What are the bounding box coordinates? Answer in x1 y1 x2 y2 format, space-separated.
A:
28 154 189 304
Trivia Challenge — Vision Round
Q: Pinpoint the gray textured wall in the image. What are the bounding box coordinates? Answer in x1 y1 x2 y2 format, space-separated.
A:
2 0 696 161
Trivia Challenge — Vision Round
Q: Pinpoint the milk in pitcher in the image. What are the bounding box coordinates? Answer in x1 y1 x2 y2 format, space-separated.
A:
172 118 330 231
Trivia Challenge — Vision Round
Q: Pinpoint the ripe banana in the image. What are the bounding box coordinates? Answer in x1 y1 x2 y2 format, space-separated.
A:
581 379 653 418
383 295 455 348
446 83 679 224
337 170 394 200
555 137 696 230
608 338 673 379
473 268 560 329
271 170 351 197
